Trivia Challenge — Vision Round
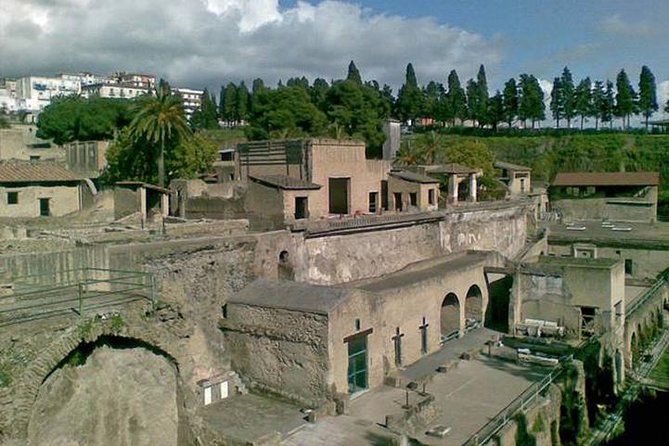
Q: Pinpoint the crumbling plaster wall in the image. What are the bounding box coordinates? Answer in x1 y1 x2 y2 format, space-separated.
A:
221 305 330 406
301 204 528 285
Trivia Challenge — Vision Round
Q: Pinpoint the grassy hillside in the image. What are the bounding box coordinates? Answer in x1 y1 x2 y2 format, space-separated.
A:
434 134 669 194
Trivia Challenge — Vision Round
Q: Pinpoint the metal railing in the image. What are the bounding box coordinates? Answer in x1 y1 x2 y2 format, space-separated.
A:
462 366 563 446
0 268 155 327
626 271 668 316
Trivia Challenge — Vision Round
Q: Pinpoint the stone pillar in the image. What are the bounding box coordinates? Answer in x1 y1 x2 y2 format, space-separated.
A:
139 187 147 220
468 174 478 202
448 174 459 205
161 193 169 217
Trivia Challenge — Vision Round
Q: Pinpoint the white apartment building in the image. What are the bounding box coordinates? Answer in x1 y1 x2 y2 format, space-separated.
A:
81 83 149 99
15 75 81 111
172 87 204 119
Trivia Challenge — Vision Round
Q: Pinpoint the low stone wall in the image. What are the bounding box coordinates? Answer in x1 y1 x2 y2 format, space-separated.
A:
553 197 656 223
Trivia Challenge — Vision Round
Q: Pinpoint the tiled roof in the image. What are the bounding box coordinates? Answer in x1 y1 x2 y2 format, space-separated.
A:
389 170 439 184
552 172 660 187
0 163 82 183
495 161 532 172
249 174 322 190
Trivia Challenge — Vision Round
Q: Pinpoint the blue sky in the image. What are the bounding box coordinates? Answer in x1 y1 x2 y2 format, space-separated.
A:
1 0 667 108
281 0 668 91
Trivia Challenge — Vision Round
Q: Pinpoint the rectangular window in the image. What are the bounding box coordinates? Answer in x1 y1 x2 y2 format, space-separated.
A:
428 189 436 205
294 196 308 220
7 192 18 205
368 192 378 213
624 259 634 275
410 192 418 207
39 198 50 216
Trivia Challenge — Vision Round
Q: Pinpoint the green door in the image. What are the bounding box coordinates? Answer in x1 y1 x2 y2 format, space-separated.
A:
347 336 368 393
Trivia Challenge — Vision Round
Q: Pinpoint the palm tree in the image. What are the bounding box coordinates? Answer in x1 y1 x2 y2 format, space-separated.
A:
129 81 191 187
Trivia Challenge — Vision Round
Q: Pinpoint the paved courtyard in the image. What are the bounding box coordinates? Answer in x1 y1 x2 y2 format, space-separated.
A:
284 340 548 445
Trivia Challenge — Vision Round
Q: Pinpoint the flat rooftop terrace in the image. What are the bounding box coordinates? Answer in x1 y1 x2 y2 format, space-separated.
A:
547 221 669 248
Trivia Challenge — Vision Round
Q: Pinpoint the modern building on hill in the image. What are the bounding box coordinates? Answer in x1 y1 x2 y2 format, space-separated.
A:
172 88 204 119
550 171 660 222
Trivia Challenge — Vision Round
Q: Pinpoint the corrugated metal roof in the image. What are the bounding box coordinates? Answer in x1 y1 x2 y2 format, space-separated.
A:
552 172 660 187
389 170 439 184
250 174 322 190
0 163 82 183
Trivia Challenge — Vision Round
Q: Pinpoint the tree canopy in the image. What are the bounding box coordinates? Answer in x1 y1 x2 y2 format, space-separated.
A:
36 95 134 145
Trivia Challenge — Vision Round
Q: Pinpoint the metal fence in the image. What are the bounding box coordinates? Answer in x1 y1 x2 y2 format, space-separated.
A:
0 268 155 327
626 270 668 316
462 366 563 446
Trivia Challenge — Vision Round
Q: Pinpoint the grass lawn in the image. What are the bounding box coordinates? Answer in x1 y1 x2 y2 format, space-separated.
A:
649 346 669 385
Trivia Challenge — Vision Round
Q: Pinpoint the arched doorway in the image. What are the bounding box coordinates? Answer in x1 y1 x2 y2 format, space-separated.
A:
441 293 460 339
465 285 483 330
485 275 511 332
631 332 638 366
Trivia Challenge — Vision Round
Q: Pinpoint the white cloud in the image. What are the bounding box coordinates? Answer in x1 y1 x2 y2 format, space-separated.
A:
0 0 502 91
599 14 656 37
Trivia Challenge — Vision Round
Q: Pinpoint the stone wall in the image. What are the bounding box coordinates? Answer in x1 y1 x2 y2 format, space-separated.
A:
221 305 330 406
553 195 657 223
301 203 529 285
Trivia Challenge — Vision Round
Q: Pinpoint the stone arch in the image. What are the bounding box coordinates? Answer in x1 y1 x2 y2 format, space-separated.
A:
278 250 294 280
630 332 638 366
440 293 461 337
465 284 483 326
7 323 182 440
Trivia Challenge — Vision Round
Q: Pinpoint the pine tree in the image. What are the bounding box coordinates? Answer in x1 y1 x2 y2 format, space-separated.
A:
602 80 615 129
591 80 605 130
518 74 545 128
347 61 363 84
466 78 478 125
550 76 563 128
638 65 658 129
487 91 504 131
236 81 250 124
222 82 238 126
423 81 443 121
396 63 424 125
474 65 489 126
615 69 635 128
251 78 266 113
560 67 576 128
502 78 518 128
444 70 467 126
574 77 592 130
190 88 219 130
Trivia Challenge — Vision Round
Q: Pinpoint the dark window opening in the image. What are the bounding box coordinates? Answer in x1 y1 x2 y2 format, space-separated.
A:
581 306 597 337
294 196 308 220
39 198 50 216
355 318 361 331
624 259 634 275
222 304 228 318
328 177 350 214
368 192 378 213
410 192 418 207
428 189 435 205
393 192 403 211
393 327 403 367
420 317 429 355
381 181 389 211
29 155 40 161
7 192 18 205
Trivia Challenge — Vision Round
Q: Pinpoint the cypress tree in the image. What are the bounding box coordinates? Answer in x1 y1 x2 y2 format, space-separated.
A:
591 80 605 130
347 61 363 84
615 69 635 128
574 77 592 130
550 76 563 128
502 78 519 128
638 65 658 129
560 67 576 128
